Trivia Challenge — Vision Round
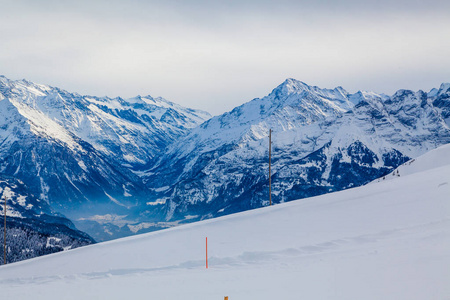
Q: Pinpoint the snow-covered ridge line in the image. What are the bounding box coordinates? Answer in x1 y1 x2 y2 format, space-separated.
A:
0 75 211 166
375 143 450 182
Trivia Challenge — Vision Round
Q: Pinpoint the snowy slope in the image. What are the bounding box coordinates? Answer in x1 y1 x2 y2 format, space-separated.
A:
1 144 449 300
375 144 450 181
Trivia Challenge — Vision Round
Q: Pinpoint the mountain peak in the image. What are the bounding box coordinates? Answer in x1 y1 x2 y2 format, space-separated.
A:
273 78 312 95
0 75 9 85
270 79 350 103
438 83 450 95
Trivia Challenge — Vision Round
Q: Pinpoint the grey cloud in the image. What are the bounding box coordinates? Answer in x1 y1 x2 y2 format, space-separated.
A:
0 0 449 115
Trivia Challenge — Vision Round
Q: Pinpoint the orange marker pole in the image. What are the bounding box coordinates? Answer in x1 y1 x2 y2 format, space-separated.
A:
206 237 208 269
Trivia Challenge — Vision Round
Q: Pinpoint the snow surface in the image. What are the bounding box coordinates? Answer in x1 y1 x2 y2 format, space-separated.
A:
1 145 450 299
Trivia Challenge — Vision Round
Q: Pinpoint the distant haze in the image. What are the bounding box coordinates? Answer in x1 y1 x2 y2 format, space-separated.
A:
1 0 449 115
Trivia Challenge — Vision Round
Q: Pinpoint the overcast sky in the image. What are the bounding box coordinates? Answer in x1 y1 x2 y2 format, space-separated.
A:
1 0 449 115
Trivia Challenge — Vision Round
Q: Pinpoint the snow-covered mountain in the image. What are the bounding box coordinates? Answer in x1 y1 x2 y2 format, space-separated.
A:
0 75 211 241
145 78 450 221
1 75 450 245
0 75 210 169
0 176 94 264
1 143 449 300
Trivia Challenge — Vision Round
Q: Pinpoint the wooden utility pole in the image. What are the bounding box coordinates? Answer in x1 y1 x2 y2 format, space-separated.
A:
3 196 6 265
269 129 272 206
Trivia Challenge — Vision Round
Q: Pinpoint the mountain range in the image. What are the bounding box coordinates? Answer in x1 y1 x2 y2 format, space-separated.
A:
1 75 449 254
144 78 450 222
0 75 210 245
